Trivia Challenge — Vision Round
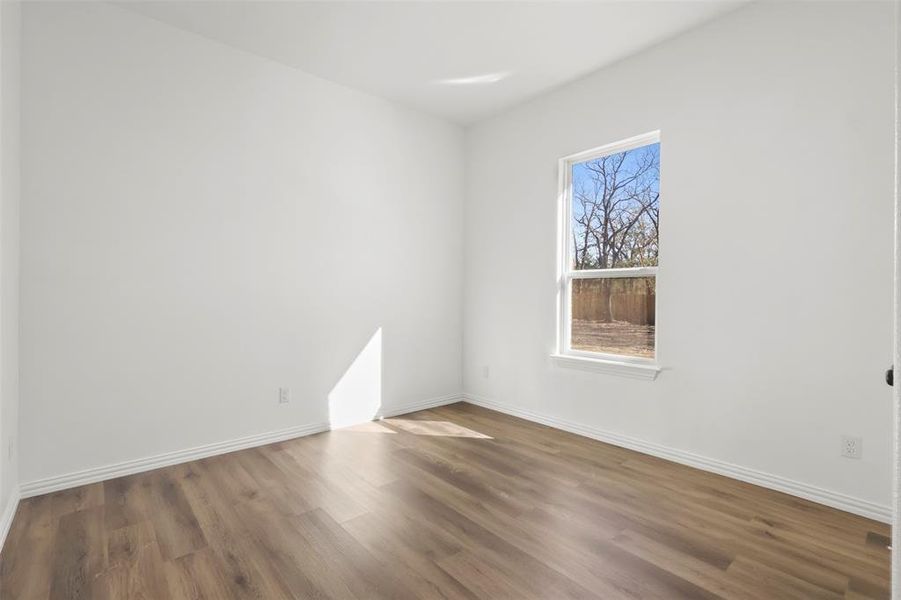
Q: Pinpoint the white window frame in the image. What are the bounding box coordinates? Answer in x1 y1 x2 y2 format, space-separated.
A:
552 131 661 380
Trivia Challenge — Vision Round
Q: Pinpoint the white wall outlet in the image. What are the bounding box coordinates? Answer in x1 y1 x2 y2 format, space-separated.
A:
841 435 862 459
278 387 290 404
481 365 490 378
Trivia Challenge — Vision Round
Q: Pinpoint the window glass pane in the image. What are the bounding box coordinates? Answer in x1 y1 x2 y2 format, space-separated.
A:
571 277 655 358
571 142 659 270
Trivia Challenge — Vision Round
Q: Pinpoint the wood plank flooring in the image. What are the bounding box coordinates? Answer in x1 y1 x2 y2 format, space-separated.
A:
0 402 891 599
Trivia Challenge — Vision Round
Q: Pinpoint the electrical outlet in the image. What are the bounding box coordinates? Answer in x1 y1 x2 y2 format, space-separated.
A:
278 387 290 404
481 365 490 378
841 435 862 459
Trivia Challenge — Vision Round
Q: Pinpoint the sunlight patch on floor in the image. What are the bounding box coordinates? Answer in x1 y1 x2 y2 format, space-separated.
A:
384 419 492 439
336 421 397 434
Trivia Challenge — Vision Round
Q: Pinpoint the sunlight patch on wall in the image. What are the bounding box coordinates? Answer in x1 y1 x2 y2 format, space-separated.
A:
328 328 382 430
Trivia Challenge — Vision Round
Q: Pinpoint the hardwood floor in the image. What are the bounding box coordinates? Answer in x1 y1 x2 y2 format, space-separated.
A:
0 402 891 599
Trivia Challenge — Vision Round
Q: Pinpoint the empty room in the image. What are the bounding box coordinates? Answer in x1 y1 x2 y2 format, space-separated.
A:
0 0 898 598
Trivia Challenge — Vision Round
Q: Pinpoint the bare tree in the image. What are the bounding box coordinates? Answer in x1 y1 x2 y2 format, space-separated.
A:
573 145 659 269
572 145 659 322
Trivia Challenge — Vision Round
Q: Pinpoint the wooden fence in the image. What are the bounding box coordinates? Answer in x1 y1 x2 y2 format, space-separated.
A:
572 278 655 325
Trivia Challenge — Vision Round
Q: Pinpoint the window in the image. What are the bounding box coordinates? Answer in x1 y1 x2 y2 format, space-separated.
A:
556 132 660 376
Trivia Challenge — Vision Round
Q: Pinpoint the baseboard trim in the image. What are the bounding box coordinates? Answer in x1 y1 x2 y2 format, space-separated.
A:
463 393 891 523
0 487 20 555
19 421 330 498
20 393 463 499
378 393 462 418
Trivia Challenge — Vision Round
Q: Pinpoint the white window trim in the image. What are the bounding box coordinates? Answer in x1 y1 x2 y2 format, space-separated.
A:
554 131 661 381
550 353 660 380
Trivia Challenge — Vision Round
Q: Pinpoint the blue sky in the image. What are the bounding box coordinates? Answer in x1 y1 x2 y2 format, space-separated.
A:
571 142 660 218
571 141 660 268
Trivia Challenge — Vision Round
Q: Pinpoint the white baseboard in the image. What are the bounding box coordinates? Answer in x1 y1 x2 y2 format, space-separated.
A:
0 487 20 554
19 421 330 498
20 393 463 499
463 393 891 524
378 393 462 418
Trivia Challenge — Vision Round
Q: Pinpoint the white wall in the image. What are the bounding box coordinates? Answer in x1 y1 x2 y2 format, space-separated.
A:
20 2 463 484
464 1 895 511
0 0 21 519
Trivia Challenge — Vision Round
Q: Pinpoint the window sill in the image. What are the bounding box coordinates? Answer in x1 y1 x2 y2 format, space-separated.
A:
550 353 660 381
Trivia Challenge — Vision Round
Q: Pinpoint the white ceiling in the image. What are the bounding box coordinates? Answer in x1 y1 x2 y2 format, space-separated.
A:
116 1 746 124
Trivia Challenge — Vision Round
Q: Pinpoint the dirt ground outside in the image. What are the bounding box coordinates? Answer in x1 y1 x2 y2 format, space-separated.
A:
571 319 655 358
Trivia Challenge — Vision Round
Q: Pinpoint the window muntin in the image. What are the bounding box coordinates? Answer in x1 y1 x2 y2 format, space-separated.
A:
559 132 660 362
